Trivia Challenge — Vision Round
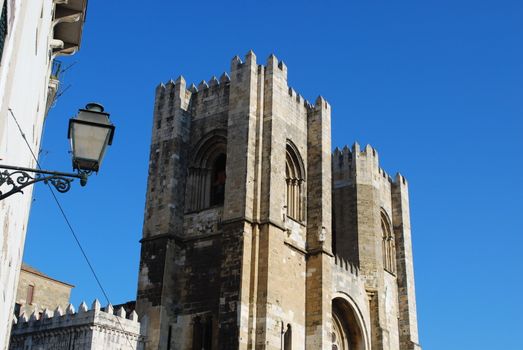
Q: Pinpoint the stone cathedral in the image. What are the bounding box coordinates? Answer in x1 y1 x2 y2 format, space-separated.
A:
135 51 421 350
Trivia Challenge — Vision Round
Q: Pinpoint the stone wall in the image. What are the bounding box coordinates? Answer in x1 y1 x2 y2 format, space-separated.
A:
331 255 372 350
10 300 144 350
137 51 335 350
332 143 421 350
15 264 73 316
137 51 422 350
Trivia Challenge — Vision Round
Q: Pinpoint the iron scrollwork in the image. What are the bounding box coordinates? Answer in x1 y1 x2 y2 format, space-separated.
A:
0 165 87 200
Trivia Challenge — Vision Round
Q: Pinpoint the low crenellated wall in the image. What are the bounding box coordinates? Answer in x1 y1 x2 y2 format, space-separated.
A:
9 300 145 350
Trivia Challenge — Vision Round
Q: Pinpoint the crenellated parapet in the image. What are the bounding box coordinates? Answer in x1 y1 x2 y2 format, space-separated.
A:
136 51 423 350
332 142 407 191
332 141 420 350
153 52 326 124
10 300 145 350
138 51 335 349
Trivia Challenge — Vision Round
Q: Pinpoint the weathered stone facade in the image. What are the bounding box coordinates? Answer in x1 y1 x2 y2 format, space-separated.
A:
136 51 421 350
10 300 145 350
15 263 74 317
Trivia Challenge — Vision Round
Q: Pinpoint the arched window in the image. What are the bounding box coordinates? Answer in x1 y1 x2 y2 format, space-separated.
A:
331 297 367 350
186 131 227 212
283 324 292 350
210 154 226 206
381 210 396 274
285 142 305 221
332 312 348 350
192 316 203 350
192 315 213 350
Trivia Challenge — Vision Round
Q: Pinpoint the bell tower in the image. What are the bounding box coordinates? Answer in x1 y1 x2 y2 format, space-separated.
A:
136 51 422 350
136 51 332 350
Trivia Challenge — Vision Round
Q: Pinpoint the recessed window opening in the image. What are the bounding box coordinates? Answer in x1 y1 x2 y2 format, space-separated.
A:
192 315 213 350
27 284 35 305
185 132 227 212
283 323 292 350
210 154 226 206
381 211 396 274
285 143 305 222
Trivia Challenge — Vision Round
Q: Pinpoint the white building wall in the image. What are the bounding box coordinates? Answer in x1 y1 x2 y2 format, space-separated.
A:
0 0 85 348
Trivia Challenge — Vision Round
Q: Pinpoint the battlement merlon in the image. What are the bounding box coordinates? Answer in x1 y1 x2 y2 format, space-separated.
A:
332 142 408 189
154 51 325 114
265 53 287 80
12 300 142 335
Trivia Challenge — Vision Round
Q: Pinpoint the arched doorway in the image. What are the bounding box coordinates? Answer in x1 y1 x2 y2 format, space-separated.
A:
331 297 367 350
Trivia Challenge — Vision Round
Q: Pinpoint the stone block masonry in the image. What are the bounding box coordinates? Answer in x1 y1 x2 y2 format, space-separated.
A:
136 51 422 350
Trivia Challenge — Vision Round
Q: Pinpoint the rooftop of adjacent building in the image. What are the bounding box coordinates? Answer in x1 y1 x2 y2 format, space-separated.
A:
20 263 74 288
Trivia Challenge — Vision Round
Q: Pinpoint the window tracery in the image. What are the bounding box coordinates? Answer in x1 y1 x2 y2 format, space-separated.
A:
332 309 349 350
186 132 227 212
381 210 396 274
285 142 305 222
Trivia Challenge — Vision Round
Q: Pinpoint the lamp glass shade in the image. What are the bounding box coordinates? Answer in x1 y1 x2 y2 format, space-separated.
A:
69 108 114 172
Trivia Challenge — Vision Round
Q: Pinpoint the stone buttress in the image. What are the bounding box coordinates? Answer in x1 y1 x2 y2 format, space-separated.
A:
332 144 421 350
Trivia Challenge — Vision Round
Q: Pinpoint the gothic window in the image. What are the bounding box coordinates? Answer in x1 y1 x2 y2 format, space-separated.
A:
331 311 349 350
186 131 227 212
331 298 365 350
285 142 305 221
192 315 213 350
381 210 396 274
210 153 226 206
192 316 203 350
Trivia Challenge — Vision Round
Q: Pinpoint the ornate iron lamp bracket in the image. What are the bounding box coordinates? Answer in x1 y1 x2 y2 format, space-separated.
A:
0 165 88 200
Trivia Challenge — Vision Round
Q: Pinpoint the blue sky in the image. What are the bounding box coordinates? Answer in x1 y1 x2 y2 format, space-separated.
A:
23 1 522 349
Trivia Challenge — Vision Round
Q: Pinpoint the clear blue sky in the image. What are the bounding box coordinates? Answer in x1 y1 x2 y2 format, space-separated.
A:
23 1 522 349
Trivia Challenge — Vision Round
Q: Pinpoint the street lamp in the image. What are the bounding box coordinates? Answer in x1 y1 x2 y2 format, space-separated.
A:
0 103 115 200
68 102 115 173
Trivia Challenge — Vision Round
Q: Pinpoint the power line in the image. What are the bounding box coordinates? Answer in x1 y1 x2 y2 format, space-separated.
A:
7 108 137 349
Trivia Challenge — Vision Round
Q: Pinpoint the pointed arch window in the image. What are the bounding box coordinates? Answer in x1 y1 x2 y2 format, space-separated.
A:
285 143 305 222
381 210 396 274
186 131 227 212
210 153 226 206
192 315 213 350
